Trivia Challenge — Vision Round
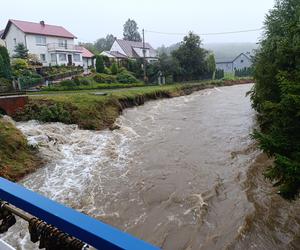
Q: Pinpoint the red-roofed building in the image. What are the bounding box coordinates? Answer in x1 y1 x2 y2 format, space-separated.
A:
80 47 95 69
2 19 87 67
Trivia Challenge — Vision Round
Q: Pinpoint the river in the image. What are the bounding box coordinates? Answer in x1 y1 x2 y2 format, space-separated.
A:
2 84 300 250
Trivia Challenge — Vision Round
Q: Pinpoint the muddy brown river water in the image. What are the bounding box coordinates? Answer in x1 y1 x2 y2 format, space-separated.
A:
2 84 300 249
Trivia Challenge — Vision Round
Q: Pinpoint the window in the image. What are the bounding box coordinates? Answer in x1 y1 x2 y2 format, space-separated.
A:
241 59 244 63
73 54 81 62
13 38 17 45
36 36 46 45
58 39 67 48
59 53 67 61
40 54 46 62
51 54 57 62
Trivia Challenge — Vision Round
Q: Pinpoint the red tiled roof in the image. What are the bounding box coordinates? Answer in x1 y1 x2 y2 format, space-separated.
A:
2 19 76 39
80 47 94 58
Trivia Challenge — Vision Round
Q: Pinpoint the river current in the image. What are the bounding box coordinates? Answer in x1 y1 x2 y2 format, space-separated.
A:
2 84 300 249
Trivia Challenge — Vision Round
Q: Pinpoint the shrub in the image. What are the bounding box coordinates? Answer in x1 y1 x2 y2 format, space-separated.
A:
104 67 111 75
11 58 29 71
96 55 105 73
93 73 116 83
0 46 12 79
0 77 13 92
59 80 77 88
110 63 118 75
215 69 224 79
116 70 139 83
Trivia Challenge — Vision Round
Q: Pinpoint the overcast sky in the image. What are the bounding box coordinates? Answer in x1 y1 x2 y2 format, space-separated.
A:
1 0 275 48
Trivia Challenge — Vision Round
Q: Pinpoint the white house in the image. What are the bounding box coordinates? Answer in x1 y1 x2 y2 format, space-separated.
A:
101 39 158 63
216 53 252 72
1 19 86 67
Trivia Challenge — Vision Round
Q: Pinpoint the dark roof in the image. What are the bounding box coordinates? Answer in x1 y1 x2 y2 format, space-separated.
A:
115 39 157 58
105 51 128 58
2 19 76 39
216 53 251 64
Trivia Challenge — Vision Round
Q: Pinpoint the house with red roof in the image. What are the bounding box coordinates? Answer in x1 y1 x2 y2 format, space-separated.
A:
80 46 95 69
1 19 93 68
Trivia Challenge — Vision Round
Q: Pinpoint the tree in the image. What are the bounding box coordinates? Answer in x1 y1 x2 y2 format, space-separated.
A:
172 32 207 81
95 55 105 73
206 54 216 79
123 19 142 42
251 0 300 198
13 43 29 59
94 34 115 52
110 62 118 75
0 46 12 79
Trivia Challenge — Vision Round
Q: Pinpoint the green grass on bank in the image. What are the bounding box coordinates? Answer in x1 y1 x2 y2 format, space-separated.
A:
16 79 253 130
41 82 145 93
0 117 40 181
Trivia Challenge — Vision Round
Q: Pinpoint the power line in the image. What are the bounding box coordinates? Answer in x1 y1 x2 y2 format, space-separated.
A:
145 28 263 36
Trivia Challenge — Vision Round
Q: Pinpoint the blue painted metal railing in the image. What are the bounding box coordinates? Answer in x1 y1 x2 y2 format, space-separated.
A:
0 177 160 250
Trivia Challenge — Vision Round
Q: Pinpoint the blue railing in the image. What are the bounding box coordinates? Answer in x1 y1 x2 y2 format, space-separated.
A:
0 177 160 250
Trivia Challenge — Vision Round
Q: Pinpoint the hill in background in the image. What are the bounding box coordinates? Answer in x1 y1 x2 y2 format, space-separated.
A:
157 42 258 61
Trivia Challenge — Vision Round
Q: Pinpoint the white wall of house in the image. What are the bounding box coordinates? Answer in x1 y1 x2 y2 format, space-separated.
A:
26 34 75 66
4 23 26 56
0 39 5 47
216 62 233 72
82 57 94 69
232 54 252 70
111 41 126 55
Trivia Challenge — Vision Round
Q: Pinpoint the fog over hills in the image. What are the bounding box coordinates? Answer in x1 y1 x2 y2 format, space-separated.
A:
157 42 258 61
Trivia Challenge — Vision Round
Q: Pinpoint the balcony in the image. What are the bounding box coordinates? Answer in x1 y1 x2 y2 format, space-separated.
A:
47 43 83 52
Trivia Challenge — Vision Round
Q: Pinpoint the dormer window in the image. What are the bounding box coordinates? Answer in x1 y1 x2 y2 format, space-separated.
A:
36 36 46 45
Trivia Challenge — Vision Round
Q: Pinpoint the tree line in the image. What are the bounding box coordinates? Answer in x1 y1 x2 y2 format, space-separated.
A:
251 0 300 198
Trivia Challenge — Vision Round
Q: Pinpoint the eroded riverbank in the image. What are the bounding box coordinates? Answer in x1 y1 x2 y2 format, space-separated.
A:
2 84 299 250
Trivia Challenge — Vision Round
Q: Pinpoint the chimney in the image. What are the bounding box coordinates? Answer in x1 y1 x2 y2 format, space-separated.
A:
40 21 45 26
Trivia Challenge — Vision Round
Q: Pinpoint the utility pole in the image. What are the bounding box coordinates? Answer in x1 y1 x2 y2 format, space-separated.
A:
142 29 147 83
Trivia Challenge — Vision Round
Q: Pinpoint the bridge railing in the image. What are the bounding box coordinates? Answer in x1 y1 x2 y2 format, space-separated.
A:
0 177 160 250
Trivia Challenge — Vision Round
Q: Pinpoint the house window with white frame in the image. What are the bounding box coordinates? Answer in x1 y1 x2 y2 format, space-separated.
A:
51 54 57 62
73 54 81 62
59 53 67 61
36 36 46 46
40 54 46 62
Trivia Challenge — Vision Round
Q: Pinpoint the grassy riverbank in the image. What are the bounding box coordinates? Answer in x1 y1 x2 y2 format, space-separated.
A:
0 117 40 181
1 79 252 181
15 79 252 130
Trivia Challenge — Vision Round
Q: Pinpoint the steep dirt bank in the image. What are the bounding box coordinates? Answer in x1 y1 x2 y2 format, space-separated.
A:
0 116 41 181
